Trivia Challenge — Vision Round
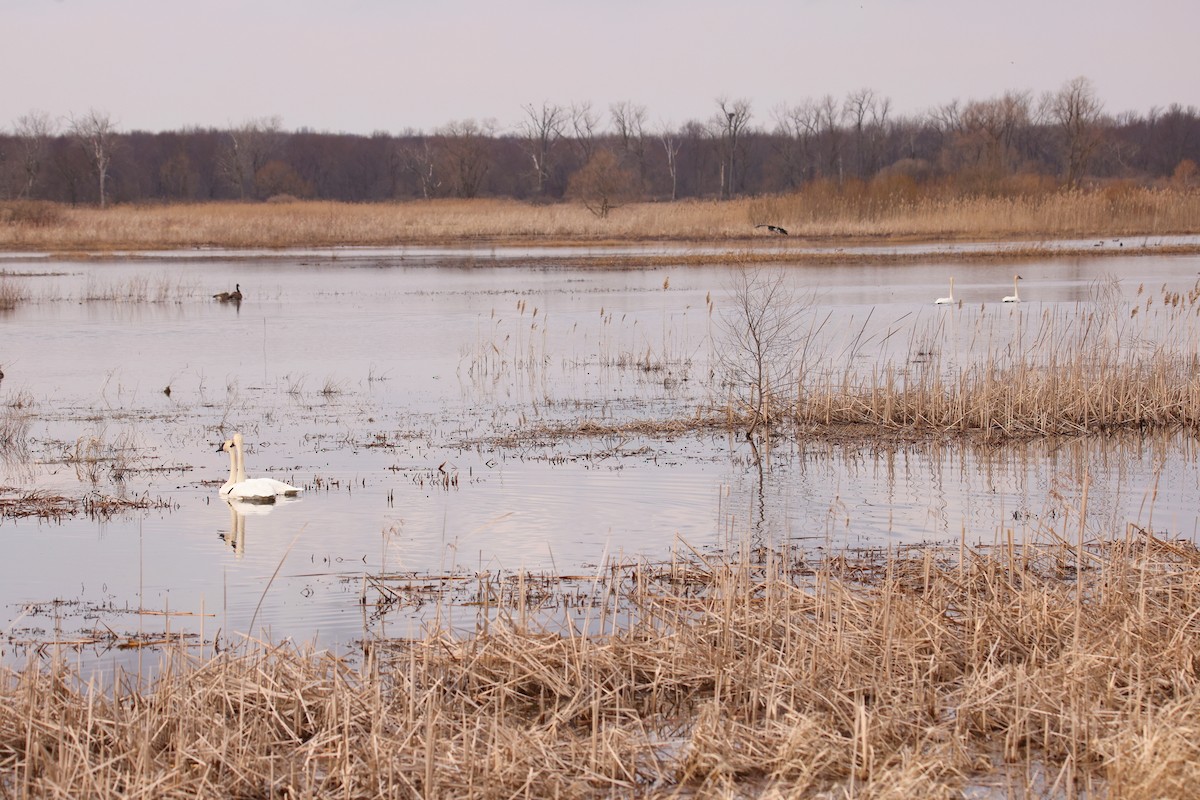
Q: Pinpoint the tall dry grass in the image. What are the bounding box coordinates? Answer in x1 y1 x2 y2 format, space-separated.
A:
786 338 1200 439
705 265 1200 440
750 179 1200 241
1 185 1199 252
3 529 1199 797
0 390 33 459
0 277 28 310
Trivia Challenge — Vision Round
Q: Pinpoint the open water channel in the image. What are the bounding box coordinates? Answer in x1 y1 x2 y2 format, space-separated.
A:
2 243 1199 668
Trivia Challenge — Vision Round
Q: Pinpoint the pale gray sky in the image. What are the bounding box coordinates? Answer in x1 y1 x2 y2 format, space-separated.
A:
5 0 1197 134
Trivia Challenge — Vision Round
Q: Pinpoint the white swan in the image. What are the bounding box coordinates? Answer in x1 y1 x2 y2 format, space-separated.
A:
935 277 955 305
217 439 279 503
1003 274 1022 303
233 432 302 496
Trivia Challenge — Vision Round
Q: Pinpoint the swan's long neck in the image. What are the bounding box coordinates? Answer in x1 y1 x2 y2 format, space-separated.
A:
225 442 238 485
1013 276 1020 299
233 433 247 482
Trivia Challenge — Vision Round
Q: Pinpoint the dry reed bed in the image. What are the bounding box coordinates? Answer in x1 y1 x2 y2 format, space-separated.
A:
0 489 167 522
0 277 28 310
785 353 1200 438
3 531 1200 798
477 282 1200 444
2 189 1200 251
783 289 1200 438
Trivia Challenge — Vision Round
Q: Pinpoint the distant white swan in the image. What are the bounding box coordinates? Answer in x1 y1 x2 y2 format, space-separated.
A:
218 439 280 503
1003 274 1022 303
935 277 955 305
233 432 302 496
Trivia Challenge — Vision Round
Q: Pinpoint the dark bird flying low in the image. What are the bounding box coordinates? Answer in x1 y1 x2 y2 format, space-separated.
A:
755 224 788 235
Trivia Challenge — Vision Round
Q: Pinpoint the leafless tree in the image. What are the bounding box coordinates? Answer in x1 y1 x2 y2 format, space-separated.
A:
158 151 194 199
1145 103 1200 176
929 100 963 137
772 99 820 188
718 266 812 440
816 94 844 182
870 95 893 168
3 77 1195 204
566 148 637 218
569 101 599 163
843 88 876 178
399 138 440 199
947 91 1032 180
68 109 118 207
517 102 566 196
438 118 495 198
1044 76 1105 188
11 110 57 199
714 98 752 198
658 122 682 201
610 101 648 186
842 88 891 178
219 116 286 198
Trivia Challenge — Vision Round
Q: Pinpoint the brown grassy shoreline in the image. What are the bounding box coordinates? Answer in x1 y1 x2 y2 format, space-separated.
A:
2 189 1199 254
4 533 1200 798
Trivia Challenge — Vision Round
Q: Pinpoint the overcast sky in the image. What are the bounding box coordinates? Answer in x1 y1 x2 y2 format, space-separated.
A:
5 0 1197 135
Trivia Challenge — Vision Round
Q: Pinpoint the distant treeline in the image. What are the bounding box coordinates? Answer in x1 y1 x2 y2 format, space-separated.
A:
3 79 1198 208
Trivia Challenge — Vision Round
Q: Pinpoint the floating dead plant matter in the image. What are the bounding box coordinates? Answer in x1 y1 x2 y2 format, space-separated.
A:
0 488 170 521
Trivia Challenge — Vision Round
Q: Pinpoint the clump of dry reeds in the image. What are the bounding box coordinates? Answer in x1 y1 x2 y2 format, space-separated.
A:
0 490 75 521
67 432 140 487
3 527 1200 798
79 273 198 303
787 349 1200 438
0 389 33 458
0 277 28 311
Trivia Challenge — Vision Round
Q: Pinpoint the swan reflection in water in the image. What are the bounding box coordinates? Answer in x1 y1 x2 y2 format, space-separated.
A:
220 496 300 555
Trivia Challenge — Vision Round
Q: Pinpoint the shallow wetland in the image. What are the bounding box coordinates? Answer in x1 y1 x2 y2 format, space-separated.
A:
5 239 1200 795
1 241 1198 664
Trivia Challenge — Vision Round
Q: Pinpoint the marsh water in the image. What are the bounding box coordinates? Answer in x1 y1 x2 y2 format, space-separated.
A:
3 244 1200 667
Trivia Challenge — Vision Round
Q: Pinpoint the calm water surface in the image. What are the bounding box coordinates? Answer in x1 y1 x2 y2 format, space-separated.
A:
3 248 1199 666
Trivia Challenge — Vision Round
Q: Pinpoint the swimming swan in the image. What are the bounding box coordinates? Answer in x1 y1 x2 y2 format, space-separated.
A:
217 439 280 503
1003 274 1022 303
935 277 955 305
233 432 302 496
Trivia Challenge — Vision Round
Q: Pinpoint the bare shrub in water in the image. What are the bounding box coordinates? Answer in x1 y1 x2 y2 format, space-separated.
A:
716 263 814 438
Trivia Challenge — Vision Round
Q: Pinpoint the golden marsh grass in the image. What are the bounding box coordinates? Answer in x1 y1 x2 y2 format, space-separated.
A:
2 186 1200 253
4 529 1200 797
